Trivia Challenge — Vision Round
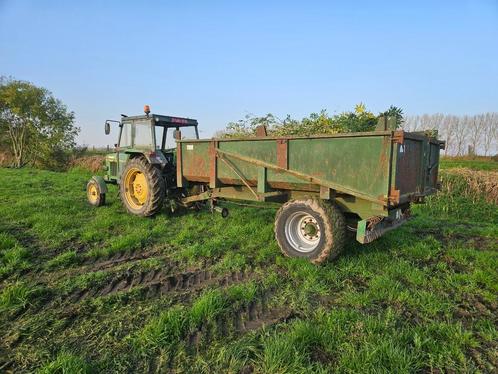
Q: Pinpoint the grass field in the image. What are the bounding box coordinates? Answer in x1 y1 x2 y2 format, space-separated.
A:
0 165 497 373
440 157 498 171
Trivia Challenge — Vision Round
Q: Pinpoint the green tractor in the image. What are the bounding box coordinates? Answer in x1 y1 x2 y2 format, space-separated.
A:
86 106 199 216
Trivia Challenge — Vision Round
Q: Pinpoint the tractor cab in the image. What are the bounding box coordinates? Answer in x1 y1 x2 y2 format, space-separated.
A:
102 106 199 183
115 114 199 151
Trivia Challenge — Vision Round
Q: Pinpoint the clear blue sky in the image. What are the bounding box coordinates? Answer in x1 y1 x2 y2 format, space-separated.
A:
1 0 497 146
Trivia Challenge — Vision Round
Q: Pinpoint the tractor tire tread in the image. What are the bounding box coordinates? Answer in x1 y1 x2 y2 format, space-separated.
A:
120 157 165 217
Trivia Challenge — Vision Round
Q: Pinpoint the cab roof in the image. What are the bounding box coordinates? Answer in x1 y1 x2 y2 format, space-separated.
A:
122 114 198 128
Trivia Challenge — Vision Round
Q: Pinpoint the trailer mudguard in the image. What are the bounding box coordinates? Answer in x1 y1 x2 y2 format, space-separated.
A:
356 208 410 244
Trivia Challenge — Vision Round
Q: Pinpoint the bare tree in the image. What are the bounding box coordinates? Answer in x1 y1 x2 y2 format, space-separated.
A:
467 114 484 155
454 116 470 156
395 112 497 156
482 112 498 156
403 115 421 132
440 115 456 156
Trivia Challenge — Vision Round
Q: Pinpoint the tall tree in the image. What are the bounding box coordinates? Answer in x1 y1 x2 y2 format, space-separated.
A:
468 114 485 156
482 112 498 156
0 78 78 168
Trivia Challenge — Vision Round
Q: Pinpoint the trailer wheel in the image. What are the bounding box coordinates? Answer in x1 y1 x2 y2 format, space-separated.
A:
274 199 345 264
120 158 165 217
87 178 105 207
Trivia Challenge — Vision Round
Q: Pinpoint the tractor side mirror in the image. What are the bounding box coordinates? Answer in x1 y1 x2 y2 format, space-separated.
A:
104 121 111 135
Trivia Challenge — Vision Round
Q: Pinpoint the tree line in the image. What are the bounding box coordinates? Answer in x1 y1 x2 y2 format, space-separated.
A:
402 113 497 156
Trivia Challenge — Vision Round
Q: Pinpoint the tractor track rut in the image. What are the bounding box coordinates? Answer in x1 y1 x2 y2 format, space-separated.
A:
68 267 254 303
150 287 296 371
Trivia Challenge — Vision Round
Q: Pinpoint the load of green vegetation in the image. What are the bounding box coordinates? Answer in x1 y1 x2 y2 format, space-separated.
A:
221 104 403 138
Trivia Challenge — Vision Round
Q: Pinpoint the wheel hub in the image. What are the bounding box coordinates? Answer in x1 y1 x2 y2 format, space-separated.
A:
132 173 148 203
124 168 149 209
88 184 98 202
284 212 321 253
301 218 319 240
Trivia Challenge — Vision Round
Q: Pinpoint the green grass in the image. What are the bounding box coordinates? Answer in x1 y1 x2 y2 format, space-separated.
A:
134 305 187 356
0 280 42 313
38 351 91 374
0 233 31 278
45 250 78 270
440 157 498 171
0 166 496 372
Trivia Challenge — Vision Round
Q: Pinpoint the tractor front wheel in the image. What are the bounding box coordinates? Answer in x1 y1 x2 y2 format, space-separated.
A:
120 158 165 216
274 199 345 264
87 178 106 207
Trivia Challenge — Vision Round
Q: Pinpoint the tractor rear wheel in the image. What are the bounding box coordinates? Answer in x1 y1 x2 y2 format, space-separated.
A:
120 158 165 216
274 198 345 264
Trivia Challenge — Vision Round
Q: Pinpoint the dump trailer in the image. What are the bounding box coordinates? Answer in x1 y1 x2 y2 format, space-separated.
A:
87 107 444 264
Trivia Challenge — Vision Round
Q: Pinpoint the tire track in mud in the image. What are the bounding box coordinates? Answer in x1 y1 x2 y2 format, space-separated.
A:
152 288 296 371
56 267 264 353
0 225 48 282
190 289 296 348
7 264 255 350
67 267 253 303
453 293 498 371
407 228 496 252
75 244 206 275
81 248 166 271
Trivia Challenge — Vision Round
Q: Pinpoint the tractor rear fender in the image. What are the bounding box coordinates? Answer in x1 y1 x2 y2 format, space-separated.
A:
125 151 166 166
91 175 108 194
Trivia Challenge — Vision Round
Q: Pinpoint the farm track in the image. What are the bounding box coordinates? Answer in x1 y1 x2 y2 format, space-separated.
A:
4 259 265 353
1 225 41 251
150 287 296 372
1 224 89 261
455 293 498 370
407 227 497 252
81 248 166 271
191 288 294 345
67 267 255 303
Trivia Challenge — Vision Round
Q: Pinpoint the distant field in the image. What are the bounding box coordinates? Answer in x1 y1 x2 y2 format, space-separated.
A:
0 166 497 373
440 157 498 171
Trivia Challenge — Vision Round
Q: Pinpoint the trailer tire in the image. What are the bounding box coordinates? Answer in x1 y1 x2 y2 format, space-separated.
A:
120 157 165 217
274 199 345 264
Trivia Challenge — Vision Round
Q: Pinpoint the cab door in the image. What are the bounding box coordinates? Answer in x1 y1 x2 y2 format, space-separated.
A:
117 121 133 179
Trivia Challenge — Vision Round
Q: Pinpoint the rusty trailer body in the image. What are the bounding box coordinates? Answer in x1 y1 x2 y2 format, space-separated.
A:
89 110 444 264
177 130 443 246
